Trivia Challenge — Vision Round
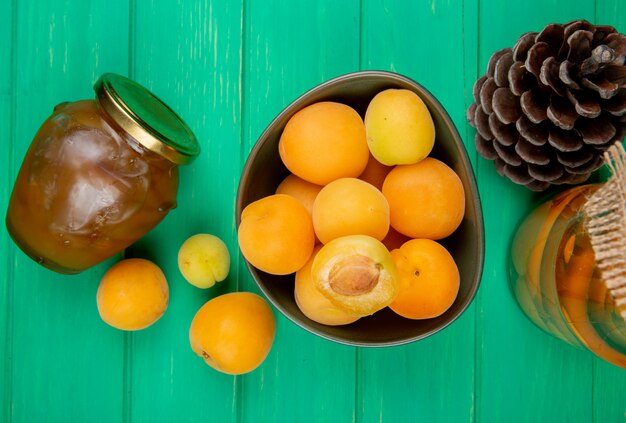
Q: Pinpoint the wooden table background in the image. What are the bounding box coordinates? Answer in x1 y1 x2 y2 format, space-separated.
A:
1 0 625 422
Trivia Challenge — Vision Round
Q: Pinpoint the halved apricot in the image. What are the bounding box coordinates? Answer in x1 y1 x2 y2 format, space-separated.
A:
294 246 361 326
311 234 399 316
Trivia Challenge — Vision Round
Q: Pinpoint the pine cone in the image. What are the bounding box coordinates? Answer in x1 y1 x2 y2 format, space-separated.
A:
468 20 626 191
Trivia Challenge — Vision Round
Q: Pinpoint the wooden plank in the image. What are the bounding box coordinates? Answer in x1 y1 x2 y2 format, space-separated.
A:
593 4 626 422
3 1 626 421
356 313 475 422
7 1 130 421
0 1 15 421
127 0 243 421
593 359 626 423
474 2 598 422
358 1 476 421
240 1 360 422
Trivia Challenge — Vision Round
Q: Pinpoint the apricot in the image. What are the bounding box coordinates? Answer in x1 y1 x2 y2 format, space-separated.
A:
381 226 411 252
238 194 315 275
278 101 369 185
97 258 169 331
312 235 399 316
294 246 361 326
382 158 465 240
389 239 460 319
275 173 323 215
312 178 390 244
178 234 230 288
358 153 394 190
189 292 276 375
365 88 435 165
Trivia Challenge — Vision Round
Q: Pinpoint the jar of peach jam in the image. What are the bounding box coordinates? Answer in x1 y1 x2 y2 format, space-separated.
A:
6 73 200 274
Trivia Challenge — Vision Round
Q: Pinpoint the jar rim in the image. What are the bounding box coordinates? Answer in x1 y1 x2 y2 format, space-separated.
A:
94 73 200 165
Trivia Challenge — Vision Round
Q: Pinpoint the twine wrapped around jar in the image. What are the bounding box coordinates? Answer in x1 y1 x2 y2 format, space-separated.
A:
584 142 626 319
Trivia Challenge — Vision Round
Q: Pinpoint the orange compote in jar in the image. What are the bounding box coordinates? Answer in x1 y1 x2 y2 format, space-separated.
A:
6 74 200 273
510 184 626 369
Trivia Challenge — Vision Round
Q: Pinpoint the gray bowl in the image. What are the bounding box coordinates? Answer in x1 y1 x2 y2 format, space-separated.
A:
236 70 484 347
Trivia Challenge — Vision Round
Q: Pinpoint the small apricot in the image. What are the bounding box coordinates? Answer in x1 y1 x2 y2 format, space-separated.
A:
275 173 323 215
312 178 390 244
279 102 369 185
238 194 315 275
97 258 169 331
365 88 435 166
189 292 276 375
381 226 411 252
389 239 460 319
358 153 394 191
295 246 361 326
382 158 465 240
312 235 399 316
178 234 230 288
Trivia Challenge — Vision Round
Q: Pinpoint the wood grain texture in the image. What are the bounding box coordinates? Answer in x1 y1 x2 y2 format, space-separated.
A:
0 1 15 421
127 0 243 421
358 1 475 421
1 1 626 422
7 1 130 421
240 1 360 422
474 2 602 423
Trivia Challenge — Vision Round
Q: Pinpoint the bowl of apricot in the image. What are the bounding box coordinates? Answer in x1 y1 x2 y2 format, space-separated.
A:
236 70 484 347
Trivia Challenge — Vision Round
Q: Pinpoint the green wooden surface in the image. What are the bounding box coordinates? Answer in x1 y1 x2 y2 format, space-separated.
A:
242 3 360 422
2 1 626 422
0 1 13 421
359 2 475 421
476 2 596 423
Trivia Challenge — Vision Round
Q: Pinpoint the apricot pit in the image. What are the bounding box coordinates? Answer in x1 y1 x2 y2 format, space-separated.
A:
294 246 361 326
312 234 399 316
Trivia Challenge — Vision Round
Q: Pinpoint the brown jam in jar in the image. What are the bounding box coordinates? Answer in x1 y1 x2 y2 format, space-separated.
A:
6 74 200 274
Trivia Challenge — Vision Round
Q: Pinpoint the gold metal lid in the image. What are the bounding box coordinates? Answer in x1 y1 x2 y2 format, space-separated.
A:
94 73 200 165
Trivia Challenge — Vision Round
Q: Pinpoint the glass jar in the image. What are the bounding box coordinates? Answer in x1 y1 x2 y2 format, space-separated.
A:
6 73 200 274
510 184 626 369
